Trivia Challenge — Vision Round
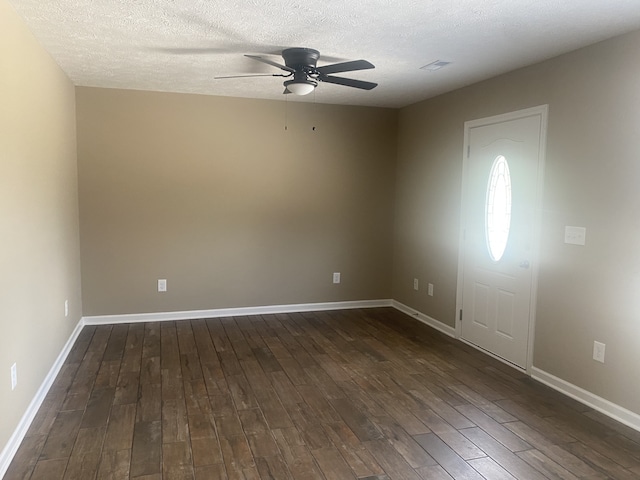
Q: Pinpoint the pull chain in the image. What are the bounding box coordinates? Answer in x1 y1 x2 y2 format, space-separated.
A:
284 94 288 131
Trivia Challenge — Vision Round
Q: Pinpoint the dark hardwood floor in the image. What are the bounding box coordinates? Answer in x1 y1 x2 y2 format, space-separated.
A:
5 308 640 479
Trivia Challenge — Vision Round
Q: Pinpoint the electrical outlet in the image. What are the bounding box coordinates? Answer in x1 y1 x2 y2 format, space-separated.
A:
11 363 17 391
64 300 69 317
333 272 341 284
565 226 586 246
413 278 419 291
593 341 605 363
158 279 167 292
428 283 434 297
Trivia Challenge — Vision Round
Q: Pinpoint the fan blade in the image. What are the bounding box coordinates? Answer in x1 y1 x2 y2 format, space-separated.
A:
215 74 285 79
316 59 374 75
319 75 378 90
245 55 295 73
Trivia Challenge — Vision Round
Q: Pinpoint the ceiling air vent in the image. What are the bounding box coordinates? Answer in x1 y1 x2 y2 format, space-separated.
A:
420 60 451 71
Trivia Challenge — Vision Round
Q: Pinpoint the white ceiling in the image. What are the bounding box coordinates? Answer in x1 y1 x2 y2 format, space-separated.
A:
8 0 640 108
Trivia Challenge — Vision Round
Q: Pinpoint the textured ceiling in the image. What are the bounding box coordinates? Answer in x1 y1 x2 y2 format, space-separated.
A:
8 0 640 108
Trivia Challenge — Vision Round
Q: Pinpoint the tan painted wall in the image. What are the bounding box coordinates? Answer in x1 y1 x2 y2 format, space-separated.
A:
0 0 82 454
76 88 397 316
393 30 640 414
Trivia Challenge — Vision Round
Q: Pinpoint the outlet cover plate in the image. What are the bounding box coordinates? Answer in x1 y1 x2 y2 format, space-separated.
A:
333 272 341 284
565 226 586 246
593 341 605 363
413 278 419 291
158 279 167 292
11 363 17 390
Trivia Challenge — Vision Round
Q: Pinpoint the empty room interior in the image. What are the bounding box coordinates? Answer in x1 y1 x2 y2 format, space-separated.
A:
3 0 640 478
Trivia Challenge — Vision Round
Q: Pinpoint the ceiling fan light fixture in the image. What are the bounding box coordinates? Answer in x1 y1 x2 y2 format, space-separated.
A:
284 79 317 95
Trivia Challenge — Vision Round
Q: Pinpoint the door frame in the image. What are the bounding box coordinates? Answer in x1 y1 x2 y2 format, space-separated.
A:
455 105 548 373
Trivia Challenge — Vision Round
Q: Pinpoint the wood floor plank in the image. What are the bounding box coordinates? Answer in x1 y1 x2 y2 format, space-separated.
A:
312 446 358 479
219 434 256 478
496 398 577 444
162 397 189 443
413 433 485 480
269 370 304 406
81 387 116 428
549 413 640 470
330 397 384 442
415 464 455 479
130 420 162 477
191 436 223 467
136 382 162 423
7 308 640 480
3 434 47 479
372 416 436 468
503 421 600 477
30 458 68 480
63 449 101 480
322 421 386 478
562 440 640 480
92 360 121 391
113 370 140 405
467 456 517 480
142 322 161 359
163 441 192 469
434 430 486 461
28 391 68 437
516 448 580 480
103 403 136 451
120 323 144 373
364 439 425 480
194 464 228 479
102 324 129 362
455 404 531 452
39 409 84 459
287 401 334 450
226 373 259 410
96 448 131 480
459 427 548 480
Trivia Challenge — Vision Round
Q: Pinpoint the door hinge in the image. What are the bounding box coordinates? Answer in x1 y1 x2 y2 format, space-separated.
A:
459 309 463 321
467 144 470 157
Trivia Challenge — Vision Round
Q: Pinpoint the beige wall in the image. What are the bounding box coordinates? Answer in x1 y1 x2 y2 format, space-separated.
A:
76 88 397 316
393 30 640 414
4 0 640 456
0 0 82 455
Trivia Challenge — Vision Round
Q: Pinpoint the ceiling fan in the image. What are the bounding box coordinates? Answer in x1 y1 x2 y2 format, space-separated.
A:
216 47 378 96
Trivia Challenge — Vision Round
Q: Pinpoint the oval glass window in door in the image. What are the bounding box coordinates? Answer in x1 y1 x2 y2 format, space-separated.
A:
485 155 512 262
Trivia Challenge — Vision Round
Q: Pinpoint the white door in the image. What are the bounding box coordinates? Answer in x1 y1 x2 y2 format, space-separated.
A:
459 106 547 369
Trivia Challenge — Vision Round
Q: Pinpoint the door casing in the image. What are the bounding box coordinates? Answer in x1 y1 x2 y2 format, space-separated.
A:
455 105 548 373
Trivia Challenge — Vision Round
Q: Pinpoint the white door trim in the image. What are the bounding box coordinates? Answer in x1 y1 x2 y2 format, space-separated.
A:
455 105 548 374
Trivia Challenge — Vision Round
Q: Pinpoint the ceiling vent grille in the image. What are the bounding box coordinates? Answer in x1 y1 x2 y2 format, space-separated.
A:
420 60 451 71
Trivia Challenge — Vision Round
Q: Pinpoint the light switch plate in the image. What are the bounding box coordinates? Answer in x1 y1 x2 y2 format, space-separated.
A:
564 226 586 245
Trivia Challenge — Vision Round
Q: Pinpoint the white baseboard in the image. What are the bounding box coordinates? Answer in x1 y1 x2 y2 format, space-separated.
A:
392 300 456 338
82 299 394 325
0 318 85 479
531 366 640 433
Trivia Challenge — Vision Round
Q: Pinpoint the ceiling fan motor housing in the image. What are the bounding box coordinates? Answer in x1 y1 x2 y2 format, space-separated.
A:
282 48 320 71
